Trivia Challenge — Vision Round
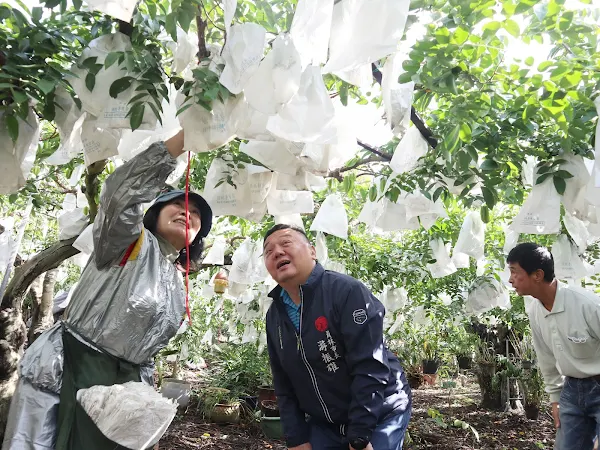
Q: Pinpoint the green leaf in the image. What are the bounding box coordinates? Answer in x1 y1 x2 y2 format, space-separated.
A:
104 52 121 69
148 101 163 125
504 19 520 37
44 0 61 8
176 103 193 116
524 56 534 66
129 102 145 131
480 205 490 223
459 123 471 142
109 76 134 98
480 159 499 171
11 88 28 104
481 186 496 209
85 73 96 92
535 172 552 185
369 185 377 202
31 6 42 22
553 175 566 195
554 169 574 179
165 13 178 42
340 82 348 106
440 124 461 154
36 78 56 95
6 115 19 142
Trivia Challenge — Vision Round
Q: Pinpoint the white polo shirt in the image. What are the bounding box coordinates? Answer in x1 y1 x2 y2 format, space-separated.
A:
526 282 600 403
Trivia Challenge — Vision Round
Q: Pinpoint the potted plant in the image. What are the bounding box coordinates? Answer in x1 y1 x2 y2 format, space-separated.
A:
450 326 477 370
260 399 280 417
522 367 545 420
200 387 242 424
422 337 441 377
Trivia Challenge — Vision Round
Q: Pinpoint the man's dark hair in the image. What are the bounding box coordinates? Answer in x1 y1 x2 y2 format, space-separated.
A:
263 223 311 246
143 202 205 273
506 242 555 282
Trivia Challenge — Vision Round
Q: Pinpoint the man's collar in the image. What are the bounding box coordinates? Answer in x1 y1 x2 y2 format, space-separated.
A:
550 282 565 314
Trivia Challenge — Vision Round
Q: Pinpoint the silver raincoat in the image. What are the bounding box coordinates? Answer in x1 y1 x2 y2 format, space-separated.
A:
2 142 187 450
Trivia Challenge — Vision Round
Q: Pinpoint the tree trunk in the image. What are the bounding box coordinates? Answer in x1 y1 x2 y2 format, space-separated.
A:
0 237 78 442
29 269 58 344
26 275 44 344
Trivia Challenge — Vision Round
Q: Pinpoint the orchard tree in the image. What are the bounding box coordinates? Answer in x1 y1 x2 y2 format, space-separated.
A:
1 0 599 438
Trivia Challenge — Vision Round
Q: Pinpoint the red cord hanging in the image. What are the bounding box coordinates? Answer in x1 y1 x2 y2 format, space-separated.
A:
184 150 192 326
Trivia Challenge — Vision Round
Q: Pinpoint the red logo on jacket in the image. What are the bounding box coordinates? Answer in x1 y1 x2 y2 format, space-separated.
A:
315 316 328 332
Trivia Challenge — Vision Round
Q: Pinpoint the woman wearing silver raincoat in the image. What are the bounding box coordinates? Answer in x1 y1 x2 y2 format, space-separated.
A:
2 130 213 450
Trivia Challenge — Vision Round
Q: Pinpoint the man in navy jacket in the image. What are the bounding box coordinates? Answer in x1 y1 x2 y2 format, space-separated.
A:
263 224 412 450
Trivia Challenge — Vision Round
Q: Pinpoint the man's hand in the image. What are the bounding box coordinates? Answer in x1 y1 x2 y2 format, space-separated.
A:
551 402 560 429
349 444 373 450
289 444 312 450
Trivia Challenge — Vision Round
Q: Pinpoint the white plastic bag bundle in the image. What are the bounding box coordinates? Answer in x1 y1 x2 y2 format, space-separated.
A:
82 0 137 22
202 158 252 217
77 381 177 450
382 53 414 136
0 217 15 270
231 99 273 141
267 190 314 216
240 140 301 175
266 66 336 144
510 177 561 234
69 33 133 118
380 286 407 313
389 126 429 174
168 28 199 74
552 234 588 280
427 239 457 279
229 238 255 284
375 199 419 232
387 312 404 336
403 192 448 229
451 251 470 269
563 211 590 252
521 156 536 187
219 23 266 94
48 89 84 165
241 323 259 344
224 0 237 37
503 227 519 255
69 165 85 187
309 194 348 239
454 211 485 260
290 0 334 69
73 224 94 255
315 231 328 265
245 34 302 115
202 236 227 266
275 214 304 229
332 64 372 89
178 95 240 154
81 118 120 166
466 277 510 316
560 154 590 215
0 109 40 194
62 193 77 212
323 0 410 74
58 208 89 240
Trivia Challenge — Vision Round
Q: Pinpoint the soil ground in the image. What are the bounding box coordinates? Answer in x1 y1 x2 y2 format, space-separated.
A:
159 378 556 450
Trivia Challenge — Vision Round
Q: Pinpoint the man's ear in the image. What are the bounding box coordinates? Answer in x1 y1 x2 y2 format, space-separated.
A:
533 269 545 283
309 245 317 260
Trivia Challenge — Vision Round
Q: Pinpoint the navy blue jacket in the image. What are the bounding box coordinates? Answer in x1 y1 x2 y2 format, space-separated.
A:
266 264 411 447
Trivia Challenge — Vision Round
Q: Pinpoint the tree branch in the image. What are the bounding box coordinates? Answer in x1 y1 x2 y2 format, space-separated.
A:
1 237 79 310
84 159 107 223
356 140 392 161
196 6 209 62
327 155 388 181
371 63 438 148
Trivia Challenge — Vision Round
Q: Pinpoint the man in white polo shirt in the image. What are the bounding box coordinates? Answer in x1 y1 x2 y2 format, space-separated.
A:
507 242 600 450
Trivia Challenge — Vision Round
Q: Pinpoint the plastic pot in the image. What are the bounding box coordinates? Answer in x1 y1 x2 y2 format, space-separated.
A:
457 355 473 370
260 399 280 417
422 359 441 375
524 404 540 420
240 395 259 410
160 378 191 407
258 385 276 403
261 416 284 440
209 402 241 424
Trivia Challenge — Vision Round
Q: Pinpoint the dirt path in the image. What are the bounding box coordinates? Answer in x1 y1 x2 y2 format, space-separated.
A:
159 380 556 449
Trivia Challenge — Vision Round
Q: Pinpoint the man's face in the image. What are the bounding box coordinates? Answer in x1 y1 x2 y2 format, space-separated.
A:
508 262 538 296
263 229 316 285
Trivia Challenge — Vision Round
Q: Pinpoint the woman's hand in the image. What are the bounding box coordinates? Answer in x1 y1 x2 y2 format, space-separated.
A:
166 129 185 158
